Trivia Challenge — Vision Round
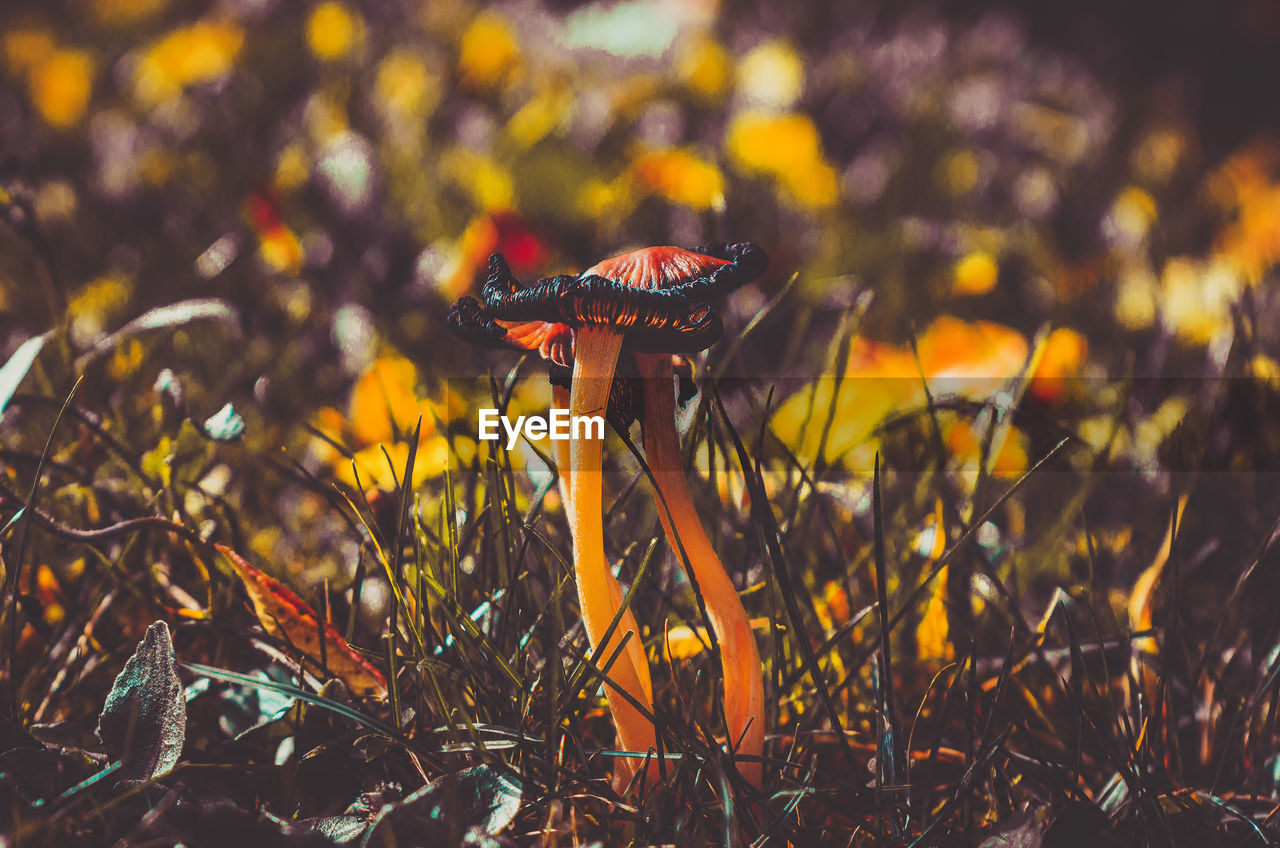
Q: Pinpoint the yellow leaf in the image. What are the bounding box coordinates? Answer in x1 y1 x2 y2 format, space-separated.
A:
773 317 1031 469
338 437 450 493
348 357 436 447
814 580 851 634
917 317 1029 387
917 566 952 662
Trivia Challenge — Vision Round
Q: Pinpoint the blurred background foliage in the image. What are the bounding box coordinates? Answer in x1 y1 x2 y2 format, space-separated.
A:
6 0 1280 634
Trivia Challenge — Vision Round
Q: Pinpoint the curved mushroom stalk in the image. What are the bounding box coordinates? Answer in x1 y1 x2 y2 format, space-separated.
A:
552 383 573 523
637 352 764 788
569 325 656 786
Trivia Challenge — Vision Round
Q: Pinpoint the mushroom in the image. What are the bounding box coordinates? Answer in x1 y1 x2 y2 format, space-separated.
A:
448 242 767 787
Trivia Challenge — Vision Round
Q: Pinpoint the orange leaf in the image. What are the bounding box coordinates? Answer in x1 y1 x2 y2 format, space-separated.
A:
216 544 387 698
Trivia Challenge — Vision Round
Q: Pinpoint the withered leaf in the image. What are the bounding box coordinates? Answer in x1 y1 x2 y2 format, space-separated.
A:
96 620 186 783
361 765 522 848
978 804 1052 848
216 544 388 699
304 813 369 844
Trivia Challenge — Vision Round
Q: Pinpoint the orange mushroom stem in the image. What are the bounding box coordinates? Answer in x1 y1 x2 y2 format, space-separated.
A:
637 352 765 787
552 382 573 519
568 325 656 786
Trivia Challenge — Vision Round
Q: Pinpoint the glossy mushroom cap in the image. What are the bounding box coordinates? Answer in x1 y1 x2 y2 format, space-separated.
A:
447 243 767 357
447 243 766 428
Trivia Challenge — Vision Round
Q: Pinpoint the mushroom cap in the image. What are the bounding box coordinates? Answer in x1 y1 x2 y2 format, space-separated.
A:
446 242 765 424
581 246 729 292
449 243 765 356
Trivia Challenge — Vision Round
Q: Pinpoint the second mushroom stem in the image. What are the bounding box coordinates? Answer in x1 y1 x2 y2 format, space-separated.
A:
637 352 764 788
552 384 573 523
568 325 657 786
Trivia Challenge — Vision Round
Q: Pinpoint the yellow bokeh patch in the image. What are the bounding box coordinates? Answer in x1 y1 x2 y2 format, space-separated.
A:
29 48 95 128
307 2 363 62
258 226 303 275
630 148 725 211
952 250 999 296
677 35 730 100
726 111 839 209
442 147 514 212
92 0 167 24
1029 327 1088 402
4 29 56 76
273 144 310 194
1160 257 1242 345
375 50 436 122
458 12 520 90
133 20 244 107
506 83 573 149
944 415 1029 478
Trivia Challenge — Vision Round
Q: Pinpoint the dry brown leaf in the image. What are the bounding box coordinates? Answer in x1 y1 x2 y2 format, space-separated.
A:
216 544 388 699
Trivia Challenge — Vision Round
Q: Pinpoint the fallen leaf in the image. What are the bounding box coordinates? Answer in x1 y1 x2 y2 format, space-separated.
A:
96 620 186 783
362 765 522 848
216 544 388 699
305 814 368 844
978 803 1052 848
